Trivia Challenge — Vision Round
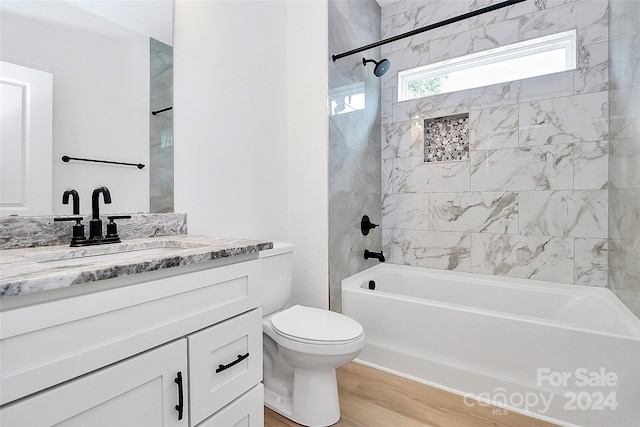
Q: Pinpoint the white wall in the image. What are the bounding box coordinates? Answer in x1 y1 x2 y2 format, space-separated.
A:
0 1 149 216
286 1 330 309
174 0 289 241
174 0 329 309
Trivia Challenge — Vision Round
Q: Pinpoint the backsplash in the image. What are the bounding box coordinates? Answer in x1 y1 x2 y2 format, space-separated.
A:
0 213 187 250
381 0 609 287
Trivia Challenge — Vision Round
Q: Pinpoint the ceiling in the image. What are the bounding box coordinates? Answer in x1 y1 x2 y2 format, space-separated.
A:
66 0 173 46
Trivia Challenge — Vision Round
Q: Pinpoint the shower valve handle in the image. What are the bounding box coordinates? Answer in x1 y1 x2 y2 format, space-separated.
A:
361 215 379 236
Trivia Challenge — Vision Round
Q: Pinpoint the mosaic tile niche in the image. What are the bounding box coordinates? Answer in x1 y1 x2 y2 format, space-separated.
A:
424 113 469 162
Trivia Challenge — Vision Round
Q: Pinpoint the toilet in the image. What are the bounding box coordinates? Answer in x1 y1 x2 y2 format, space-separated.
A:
258 242 365 427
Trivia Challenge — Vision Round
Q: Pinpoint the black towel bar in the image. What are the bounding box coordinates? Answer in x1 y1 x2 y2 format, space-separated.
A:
62 155 145 169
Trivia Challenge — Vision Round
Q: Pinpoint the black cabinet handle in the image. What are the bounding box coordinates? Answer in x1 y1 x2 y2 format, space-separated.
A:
174 371 184 421
216 353 249 373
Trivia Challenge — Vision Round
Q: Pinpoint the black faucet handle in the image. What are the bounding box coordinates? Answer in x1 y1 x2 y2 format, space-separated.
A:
54 216 86 243
106 215 131 238
54 216 83 222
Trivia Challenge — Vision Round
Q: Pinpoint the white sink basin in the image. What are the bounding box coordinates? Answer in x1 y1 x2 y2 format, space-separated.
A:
38 247 186 267
23 240 209 268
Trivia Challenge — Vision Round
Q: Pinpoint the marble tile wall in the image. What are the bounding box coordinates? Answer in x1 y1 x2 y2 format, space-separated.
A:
608 0 640 316
329 0 382 312
381 0 609 287
150 38 174 213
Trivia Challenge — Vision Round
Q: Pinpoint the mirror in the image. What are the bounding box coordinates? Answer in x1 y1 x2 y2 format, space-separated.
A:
0 0 173 216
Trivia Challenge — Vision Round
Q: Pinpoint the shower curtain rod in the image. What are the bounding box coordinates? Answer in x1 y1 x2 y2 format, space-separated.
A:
331 0 527 62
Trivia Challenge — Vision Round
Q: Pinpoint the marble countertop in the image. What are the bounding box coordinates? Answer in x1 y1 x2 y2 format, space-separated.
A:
0 235 272 298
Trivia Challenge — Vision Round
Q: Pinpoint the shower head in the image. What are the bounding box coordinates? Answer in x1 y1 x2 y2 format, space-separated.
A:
362 57 391 77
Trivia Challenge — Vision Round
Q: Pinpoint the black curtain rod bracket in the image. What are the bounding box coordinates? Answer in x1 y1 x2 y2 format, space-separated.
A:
331 0 527 61
151 106 173 115
62 155 145 169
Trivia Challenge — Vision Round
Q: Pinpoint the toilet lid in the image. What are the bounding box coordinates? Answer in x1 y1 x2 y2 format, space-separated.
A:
270 305 364 343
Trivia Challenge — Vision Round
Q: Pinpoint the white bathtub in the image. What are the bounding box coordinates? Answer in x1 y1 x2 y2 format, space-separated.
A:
342 264 640 427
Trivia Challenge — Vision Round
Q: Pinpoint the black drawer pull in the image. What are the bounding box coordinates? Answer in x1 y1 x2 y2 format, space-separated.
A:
216 353 250 373
174 371 184 420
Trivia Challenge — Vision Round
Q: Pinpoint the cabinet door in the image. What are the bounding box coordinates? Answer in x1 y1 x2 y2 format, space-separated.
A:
0 339 188 427
188 308 262 426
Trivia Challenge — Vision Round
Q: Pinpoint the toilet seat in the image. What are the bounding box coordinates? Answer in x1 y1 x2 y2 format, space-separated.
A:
270 305 364 344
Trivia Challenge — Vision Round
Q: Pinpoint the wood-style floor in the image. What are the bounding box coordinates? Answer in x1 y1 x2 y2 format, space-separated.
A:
264 362 556 427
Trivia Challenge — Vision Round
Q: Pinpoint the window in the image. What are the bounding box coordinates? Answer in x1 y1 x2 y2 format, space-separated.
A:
398 30 577 101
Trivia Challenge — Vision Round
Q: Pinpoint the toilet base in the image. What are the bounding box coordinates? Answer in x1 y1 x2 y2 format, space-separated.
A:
264 367 340 427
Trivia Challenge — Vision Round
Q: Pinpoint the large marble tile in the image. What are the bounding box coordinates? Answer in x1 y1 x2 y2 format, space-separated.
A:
382 193 430 231
329 191 381 238
469 104 519 150
470 233 574 283
381 87 394 125
608 188 640 241
469 71 574 110
609 86 640 138
518 92 609 146
609 239 640 292
390 229 471 271
393 90 470 123
382 158 393 195
609 138 640 191
573 141 608 190
575 0 609 46
574 238 608 287
574 41 609 95
329 142 381 194
428 19 518 63
470 145 573 191
393 156 470 193
381 0 469 53
609 0 640 41
519 190 608 238
382 120 423 160
428 192 518 233
609 35 640 91
381 0 423 21
381 228 396 263
468 0 539 29
328 234 351 312
519 1 608 48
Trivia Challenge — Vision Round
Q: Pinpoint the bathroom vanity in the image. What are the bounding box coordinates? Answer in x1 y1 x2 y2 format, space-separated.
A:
0 235 271 426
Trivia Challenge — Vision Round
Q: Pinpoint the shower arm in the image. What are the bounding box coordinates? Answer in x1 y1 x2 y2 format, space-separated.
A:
331 0 527 62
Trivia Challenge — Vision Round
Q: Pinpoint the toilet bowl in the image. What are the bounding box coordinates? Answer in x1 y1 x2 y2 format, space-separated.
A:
258 243 366 427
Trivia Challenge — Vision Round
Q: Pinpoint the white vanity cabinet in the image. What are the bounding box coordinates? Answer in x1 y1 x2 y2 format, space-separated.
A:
0 256 265 427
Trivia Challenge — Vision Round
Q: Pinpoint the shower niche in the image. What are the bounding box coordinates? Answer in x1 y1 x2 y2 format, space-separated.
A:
423 113 469 163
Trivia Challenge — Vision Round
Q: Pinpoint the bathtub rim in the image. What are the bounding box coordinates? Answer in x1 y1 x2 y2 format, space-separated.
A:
342 263 640 341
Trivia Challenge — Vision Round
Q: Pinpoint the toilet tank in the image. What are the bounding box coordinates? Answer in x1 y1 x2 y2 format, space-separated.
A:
258 242 294 316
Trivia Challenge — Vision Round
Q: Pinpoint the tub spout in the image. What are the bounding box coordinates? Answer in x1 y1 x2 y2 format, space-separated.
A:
364 249 385 262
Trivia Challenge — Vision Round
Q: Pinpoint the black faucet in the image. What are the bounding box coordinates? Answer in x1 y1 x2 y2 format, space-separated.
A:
62 189 80 215
364 249 385 262
89 186 112 240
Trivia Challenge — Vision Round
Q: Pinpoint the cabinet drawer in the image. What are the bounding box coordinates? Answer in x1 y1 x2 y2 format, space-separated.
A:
196 384 264 427
188 308 262 426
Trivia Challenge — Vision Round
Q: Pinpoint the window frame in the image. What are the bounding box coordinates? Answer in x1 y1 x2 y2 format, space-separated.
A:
398 29 577 102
